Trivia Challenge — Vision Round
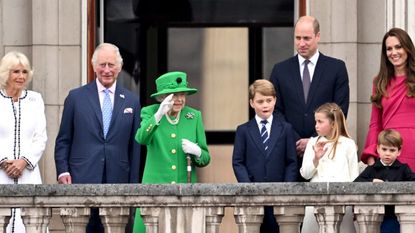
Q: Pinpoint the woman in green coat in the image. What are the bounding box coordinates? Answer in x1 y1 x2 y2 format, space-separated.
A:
133 71 211 233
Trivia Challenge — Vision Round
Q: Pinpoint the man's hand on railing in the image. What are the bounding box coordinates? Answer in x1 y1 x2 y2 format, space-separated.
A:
58 174 72 184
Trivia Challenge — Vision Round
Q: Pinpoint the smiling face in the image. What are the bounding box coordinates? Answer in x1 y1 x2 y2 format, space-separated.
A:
93 46 122 88
249 92 276 120
170 92 186 114
314 112 333 138
377 144 401 165
385 36 408 75
7 63 28 91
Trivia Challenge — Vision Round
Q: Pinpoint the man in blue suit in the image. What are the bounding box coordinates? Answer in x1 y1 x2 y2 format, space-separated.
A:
270 16 349 179
233 79 297 233
54 43 141 233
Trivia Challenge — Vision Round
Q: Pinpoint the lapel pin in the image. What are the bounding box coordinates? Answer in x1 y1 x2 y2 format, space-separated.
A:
120 94 125 99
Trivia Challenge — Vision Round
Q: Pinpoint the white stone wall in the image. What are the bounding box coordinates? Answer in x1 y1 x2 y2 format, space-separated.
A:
0 0 83 186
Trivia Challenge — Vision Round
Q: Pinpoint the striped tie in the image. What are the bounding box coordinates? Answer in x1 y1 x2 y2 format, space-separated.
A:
260 120 269 151
102 89 112 138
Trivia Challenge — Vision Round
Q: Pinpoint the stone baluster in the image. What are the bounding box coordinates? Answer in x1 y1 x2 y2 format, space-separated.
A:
100 207 130 233
396 205 415 233
233 206 263 233
205 207 225 233
21 207 51 233
314 206 346 233
0 208 11 233
274 206 305 233
60 207 90 233
354 205 384 233
140 207 161 233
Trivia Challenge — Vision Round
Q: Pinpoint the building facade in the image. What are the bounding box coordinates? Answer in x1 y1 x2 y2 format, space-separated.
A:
1 0 415 231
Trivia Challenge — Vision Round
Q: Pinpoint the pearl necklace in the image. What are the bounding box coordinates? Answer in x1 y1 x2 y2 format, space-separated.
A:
165 111 181 125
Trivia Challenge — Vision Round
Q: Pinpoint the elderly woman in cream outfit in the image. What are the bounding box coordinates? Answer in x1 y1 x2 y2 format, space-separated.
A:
0 51 47 233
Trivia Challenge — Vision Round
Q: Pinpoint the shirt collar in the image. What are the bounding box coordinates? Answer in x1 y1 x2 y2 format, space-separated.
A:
380 159 395 167
255 114 273 125
96 79 116 94
298 50 320 66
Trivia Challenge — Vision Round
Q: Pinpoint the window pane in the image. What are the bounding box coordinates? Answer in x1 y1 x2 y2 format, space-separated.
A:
168 28 249 131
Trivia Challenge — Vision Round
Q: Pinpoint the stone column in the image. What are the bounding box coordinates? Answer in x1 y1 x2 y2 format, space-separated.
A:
205 207 225 233
21 207 52 233
233 206 263 233
314 206 346 233
140 207 161 233
100 207 130 233
396 205 415 233
0 208 11 233
354 205 384 233
60 207 90 233
274 206 305 233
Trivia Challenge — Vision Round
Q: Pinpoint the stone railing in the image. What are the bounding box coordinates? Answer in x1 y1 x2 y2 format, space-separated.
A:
0 182 415 233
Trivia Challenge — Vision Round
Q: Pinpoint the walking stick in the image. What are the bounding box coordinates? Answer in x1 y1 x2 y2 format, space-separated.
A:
186 154 192 183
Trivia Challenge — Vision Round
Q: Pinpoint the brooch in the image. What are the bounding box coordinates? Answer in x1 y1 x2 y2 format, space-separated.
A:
185 112 195 119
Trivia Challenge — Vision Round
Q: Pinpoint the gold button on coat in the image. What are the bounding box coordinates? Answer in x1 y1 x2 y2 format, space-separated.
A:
171 149 176 154
171 133 176 138
172 165 176 170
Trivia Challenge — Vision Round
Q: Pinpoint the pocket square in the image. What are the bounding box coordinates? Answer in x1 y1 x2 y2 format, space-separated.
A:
123 108 133 114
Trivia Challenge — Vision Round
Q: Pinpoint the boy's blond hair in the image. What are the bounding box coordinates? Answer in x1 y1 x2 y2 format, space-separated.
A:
248 79 276 100
378 129 402 150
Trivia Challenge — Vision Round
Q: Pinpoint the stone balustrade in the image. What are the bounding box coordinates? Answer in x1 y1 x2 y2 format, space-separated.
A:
0 182 414 233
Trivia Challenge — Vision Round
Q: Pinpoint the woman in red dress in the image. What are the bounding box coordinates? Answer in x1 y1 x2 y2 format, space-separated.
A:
361 28 415 171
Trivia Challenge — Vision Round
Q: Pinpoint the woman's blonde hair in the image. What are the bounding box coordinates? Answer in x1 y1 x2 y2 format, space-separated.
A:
315 102 351 159
0 51 34 89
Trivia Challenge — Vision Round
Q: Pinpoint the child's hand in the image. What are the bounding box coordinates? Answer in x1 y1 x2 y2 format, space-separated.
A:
312 140 327 167
313 141 328 160
372 178 384 183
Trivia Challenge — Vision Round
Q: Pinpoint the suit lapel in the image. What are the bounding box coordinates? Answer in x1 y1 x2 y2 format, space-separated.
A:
109 85 125 133
267 116 282 155
247 119 267 156
307 53 327 106
86 82 104 129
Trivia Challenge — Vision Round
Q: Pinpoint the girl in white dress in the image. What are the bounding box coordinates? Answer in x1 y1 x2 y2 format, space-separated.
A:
300 102 359 233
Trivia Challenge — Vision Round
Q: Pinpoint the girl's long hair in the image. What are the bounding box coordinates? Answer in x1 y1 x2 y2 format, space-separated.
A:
315 103 351 159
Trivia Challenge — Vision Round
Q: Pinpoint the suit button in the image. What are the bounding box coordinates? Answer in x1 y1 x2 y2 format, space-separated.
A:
171 133 176 138
172 165 176 170
171 149 176 154
171 181 176 184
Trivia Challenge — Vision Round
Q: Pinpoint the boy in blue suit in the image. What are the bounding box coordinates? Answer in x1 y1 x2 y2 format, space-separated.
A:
232 79 298 233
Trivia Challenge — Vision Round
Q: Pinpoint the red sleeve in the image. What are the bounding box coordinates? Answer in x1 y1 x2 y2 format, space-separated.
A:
361 84 382 163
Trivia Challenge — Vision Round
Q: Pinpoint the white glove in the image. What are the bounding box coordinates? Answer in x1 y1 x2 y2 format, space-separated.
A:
182 139 202 159
154 94 174 123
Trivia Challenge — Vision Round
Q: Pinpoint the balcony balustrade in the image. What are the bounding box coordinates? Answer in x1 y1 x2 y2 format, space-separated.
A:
0 182 414 233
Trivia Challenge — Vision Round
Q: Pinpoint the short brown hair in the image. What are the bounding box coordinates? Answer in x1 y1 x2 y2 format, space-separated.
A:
248 79 276 100
378 129 403 150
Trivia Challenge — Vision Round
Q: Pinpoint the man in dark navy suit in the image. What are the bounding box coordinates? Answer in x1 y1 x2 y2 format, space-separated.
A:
270 16 349 179
54 43 141 233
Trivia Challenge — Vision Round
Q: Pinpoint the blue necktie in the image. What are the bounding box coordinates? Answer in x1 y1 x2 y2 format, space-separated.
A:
102 89 112 138
260 120 269 151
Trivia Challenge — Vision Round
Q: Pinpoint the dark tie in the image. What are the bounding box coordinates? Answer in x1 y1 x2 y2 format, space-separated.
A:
102 89 112 138
302 60 311 102
260 120 269 151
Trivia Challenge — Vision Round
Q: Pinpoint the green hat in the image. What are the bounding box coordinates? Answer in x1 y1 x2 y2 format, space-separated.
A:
150 71 198 98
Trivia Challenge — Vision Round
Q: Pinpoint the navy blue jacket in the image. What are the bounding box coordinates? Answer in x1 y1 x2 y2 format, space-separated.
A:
232 113 297 182
54 81 141 184
270 53 349 140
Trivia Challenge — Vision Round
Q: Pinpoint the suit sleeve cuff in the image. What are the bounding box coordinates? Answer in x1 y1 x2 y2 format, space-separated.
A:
58 172 71 179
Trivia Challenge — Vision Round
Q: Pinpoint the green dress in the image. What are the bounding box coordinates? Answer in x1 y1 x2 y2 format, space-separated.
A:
133 104 211 233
